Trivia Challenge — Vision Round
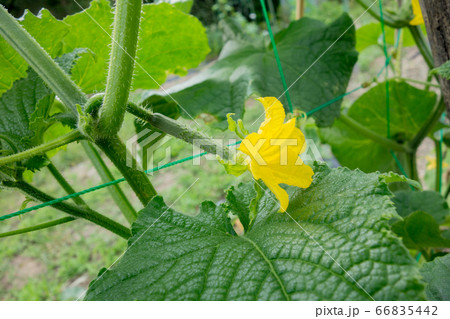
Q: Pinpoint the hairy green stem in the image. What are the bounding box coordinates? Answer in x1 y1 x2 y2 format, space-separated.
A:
434 139 442 192
0 130 83 167
81 141 137 223
0 6 86 114
393 29 403 77
407 151 419 181
408 25 434 70
127 103 231 159
339 114 412 153
396 77 441 88
0 217 75 238
97 0 142 137
47 161 87 207
96 135 157 206
410 98 445 150
4 180 130 239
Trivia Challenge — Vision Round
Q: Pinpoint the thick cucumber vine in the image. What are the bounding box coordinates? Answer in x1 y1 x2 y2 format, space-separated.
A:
96 0 143 138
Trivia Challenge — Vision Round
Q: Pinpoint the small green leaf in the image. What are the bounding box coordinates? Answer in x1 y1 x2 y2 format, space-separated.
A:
0 68 51 169
391 211 450 250
420 254 450 301
392 190 449 224
226 113 238 133
0 50 81 170
378 172 422 190
226 182 256 231
85 164 424 300
226 113 237 130
217 152 249 177
156 14 358 128
320 81 437 173
225 113 246 139
133 3 210 90
430 60 450 80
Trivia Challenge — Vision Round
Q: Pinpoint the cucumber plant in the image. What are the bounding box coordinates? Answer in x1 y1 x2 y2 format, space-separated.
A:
0 0 449 301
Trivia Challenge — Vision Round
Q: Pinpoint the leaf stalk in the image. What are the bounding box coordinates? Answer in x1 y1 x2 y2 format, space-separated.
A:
0 217 75 238
396 77 441 88
81 141 137 223
0 130 84 167
339 114 412 153
3 180 131 239
127 103 231 159
409 98 445 150
47 161 88 207
407 25 434 70
433 138 443 193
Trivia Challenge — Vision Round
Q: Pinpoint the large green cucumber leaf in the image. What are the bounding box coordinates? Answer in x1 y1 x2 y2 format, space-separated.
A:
132 3 209 89
85 164 424 301
146 14 357 128
421 254 450 301
60 0 113 93
320 81 437 173
392 190 450 224
0 0 209 95
0 50 81 170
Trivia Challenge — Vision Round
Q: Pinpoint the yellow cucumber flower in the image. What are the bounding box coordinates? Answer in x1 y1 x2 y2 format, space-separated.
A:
426 156 448 170
239 97 314 212
410 0 424 25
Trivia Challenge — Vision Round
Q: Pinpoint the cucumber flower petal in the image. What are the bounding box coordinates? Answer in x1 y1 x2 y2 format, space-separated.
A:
239 97 314 212
410 0 424 25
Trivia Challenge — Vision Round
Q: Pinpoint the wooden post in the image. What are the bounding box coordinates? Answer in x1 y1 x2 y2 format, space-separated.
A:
296 0 305 20
419 0 450 117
